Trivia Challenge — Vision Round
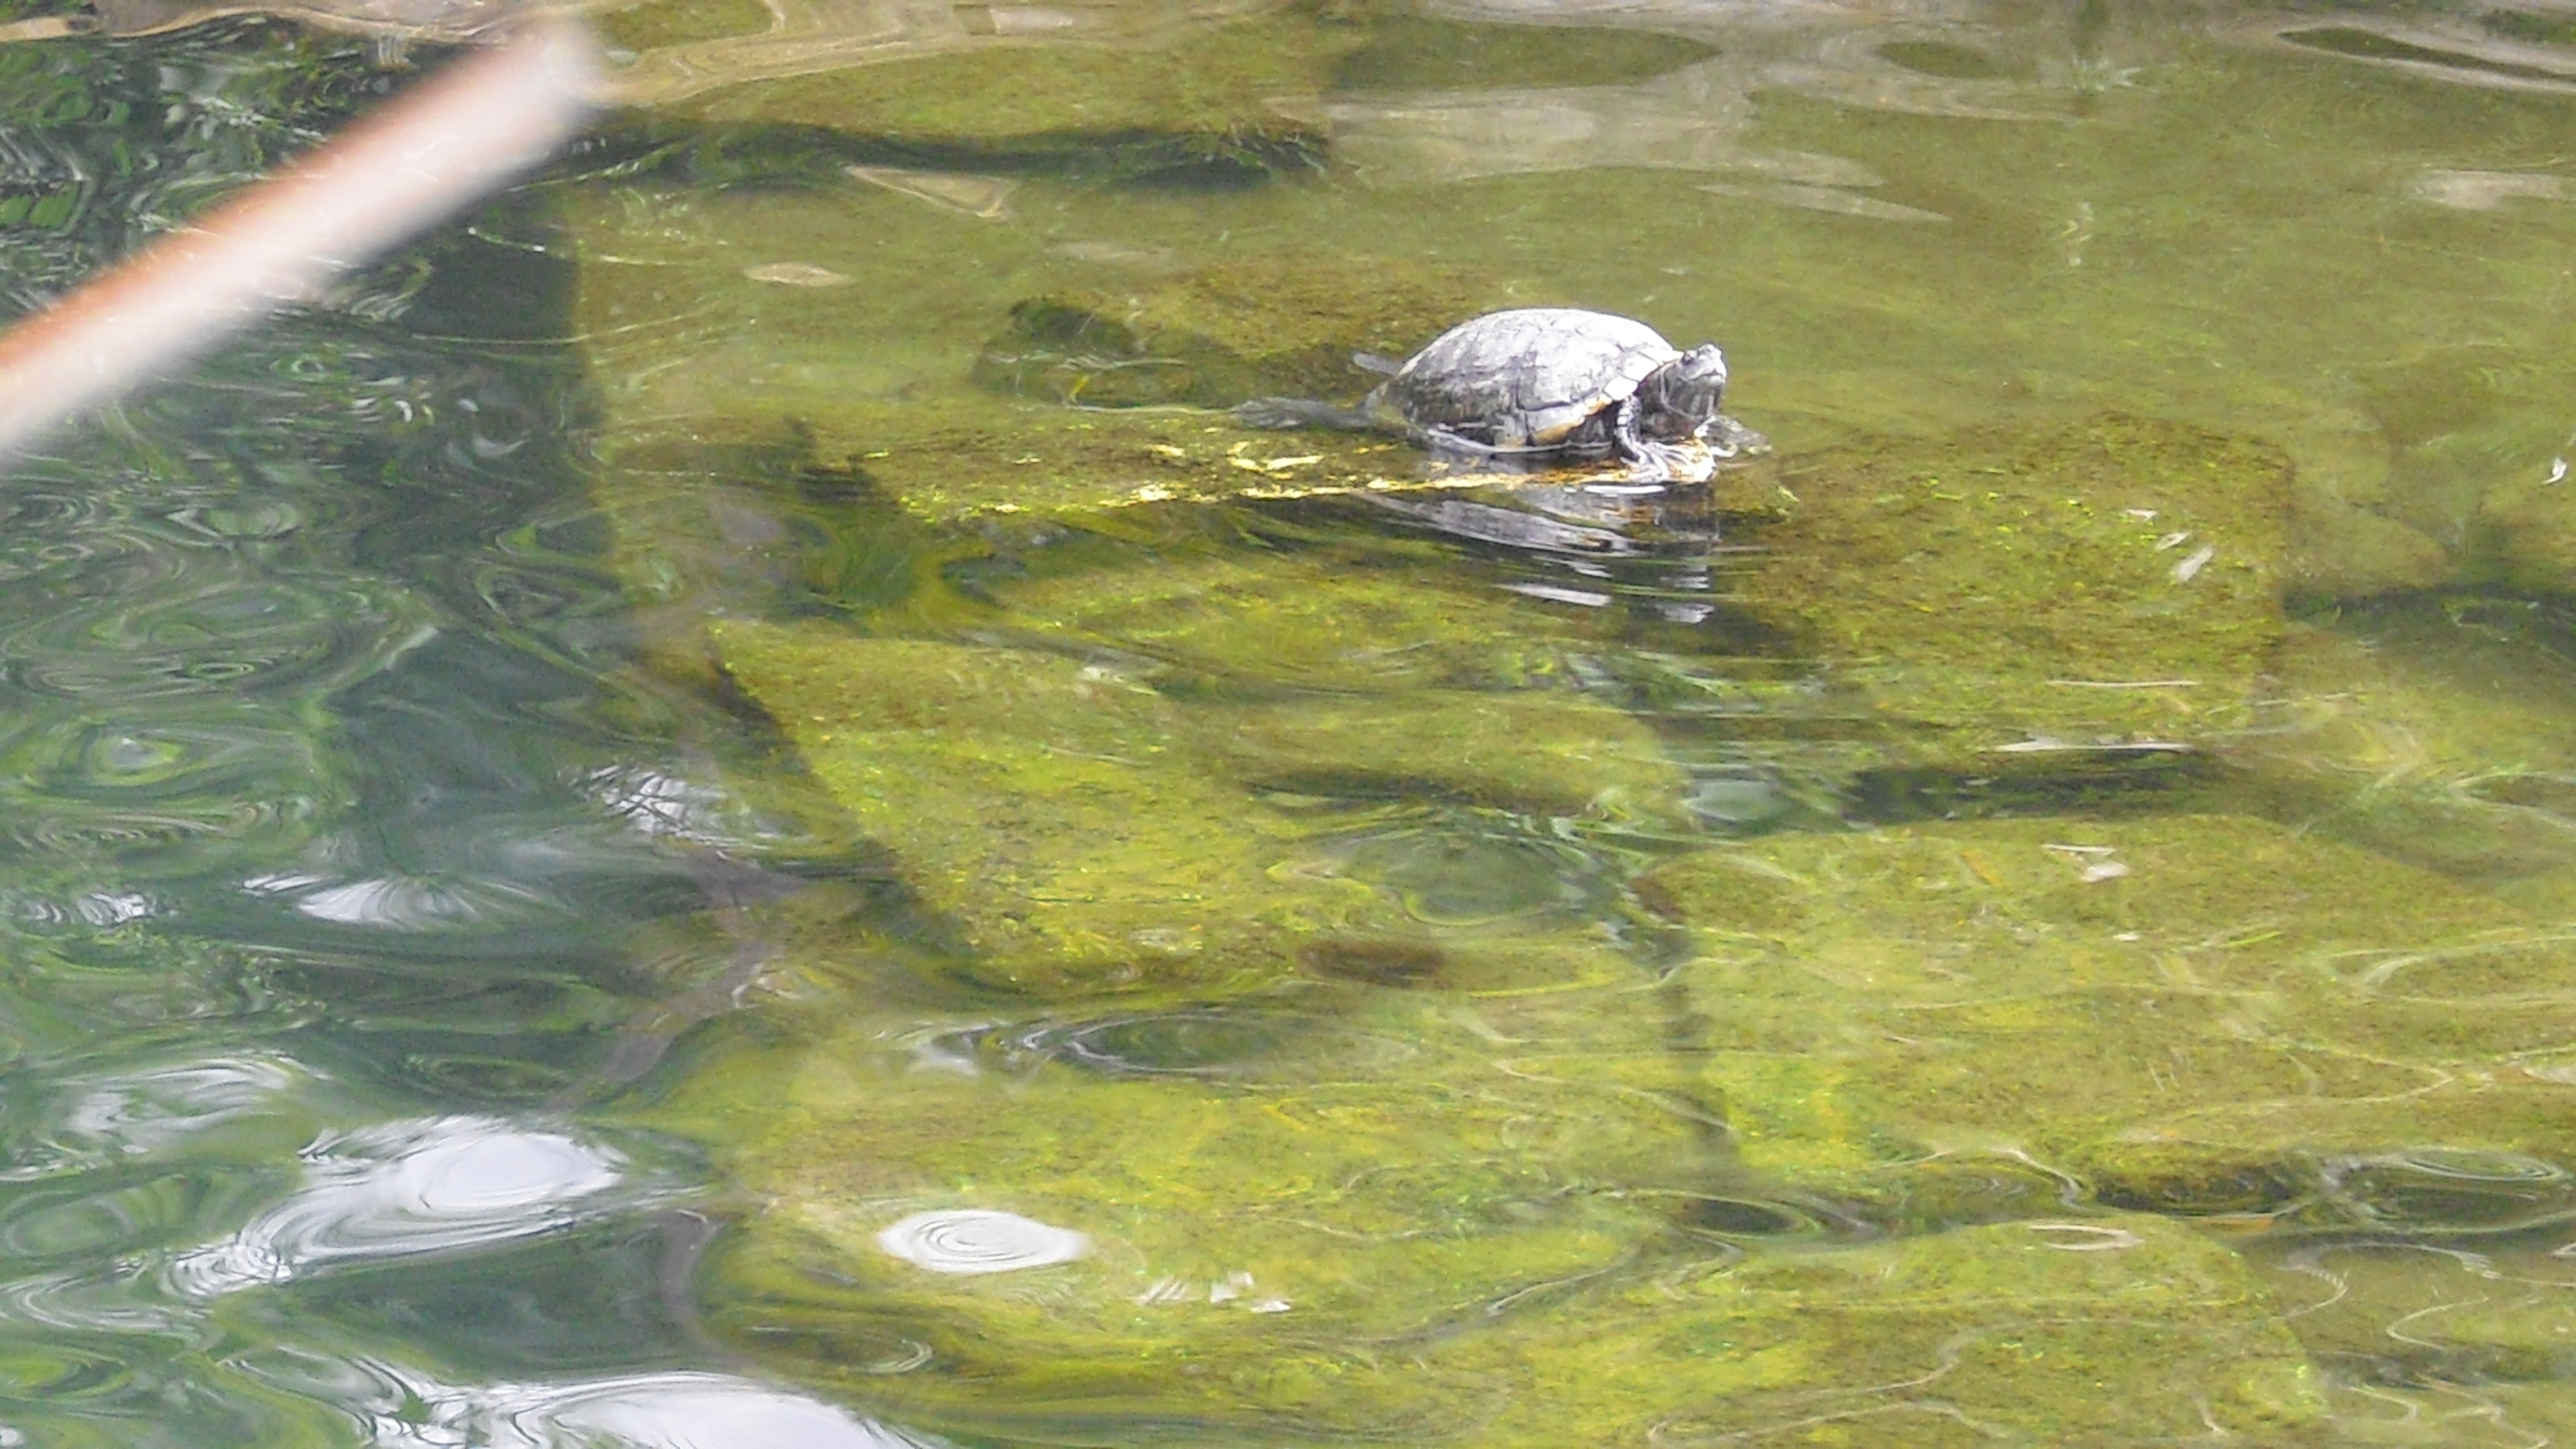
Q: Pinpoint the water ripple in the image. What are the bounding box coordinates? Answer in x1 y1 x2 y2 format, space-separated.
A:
877 1210 1090 1275
353 1368 944 1449
168 1117 650 1296
50 1057 304 1161
244 871 557 930
0 581 426 701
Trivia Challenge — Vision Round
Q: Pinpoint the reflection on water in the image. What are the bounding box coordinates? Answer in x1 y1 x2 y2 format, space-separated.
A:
367 1370 943 1449
169 1116 650 1295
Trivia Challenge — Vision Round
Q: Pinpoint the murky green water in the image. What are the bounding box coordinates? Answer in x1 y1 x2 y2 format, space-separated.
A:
17 1 2576 1443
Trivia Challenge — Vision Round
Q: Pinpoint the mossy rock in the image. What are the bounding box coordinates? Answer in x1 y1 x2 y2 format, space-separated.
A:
564 180 1535 572
2241 1227 2576 1404
2474 463 2576 594
1730 416 2290 765
669 965 2320 1445
701 614 1684 997
984 543 1606 692
704 619 1383 997
2223 603 2576 891
1513 1215 2326 1447
597 0 1346 160
973 253 1507 408
674 954 1723 1436
1638 813 2576 1209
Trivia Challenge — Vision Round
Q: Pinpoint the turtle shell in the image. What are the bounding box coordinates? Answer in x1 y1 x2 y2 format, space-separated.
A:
1371 308 1681 449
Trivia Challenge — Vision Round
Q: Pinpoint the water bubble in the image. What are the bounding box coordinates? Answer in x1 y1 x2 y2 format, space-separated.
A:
876 1210 1090 1275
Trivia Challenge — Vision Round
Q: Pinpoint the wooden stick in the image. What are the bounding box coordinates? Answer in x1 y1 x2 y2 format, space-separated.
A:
0 19 599 458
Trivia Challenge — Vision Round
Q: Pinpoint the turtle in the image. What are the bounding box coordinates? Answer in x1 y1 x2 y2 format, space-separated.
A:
1234 307 1764 484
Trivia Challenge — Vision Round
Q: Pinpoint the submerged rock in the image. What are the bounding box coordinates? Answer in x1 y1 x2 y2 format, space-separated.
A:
973 254 1506 411
2225 600 2576 894
564 181 1552 544
706 620 1383 997
1638 812 2576 1213
596 0 1342 160
1728 415 2289 768
671 946 2323 1445
701 596 1685 997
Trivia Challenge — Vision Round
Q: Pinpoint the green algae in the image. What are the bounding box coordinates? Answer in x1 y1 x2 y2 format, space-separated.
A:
1326 10 1716 94
2223 601 2576 892
561 177 1542 560
979 537 1604 690
598 0 1349 162
669 953 1719 1436
1731 415 2287 763
2242 1234 2576 1437
700 612 1683 998
665 962 2322 1445
973 251 1509 408
1638 812 2576 1210
705 619 1383 997
540 13 2576 1442
591 0 770 55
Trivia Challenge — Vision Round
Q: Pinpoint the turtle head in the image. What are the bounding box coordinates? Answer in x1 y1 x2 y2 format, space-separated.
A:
1633 344 1729 442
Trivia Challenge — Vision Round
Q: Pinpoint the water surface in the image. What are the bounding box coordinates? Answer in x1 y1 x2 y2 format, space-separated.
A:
10 1 2576 1443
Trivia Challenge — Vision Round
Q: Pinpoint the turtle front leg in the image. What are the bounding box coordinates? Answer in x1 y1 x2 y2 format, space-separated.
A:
1699 414 1771 459
1609 394 1674 483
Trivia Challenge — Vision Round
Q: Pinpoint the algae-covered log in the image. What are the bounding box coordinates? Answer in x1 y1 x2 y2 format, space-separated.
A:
1731 416 2288 765
1638 812 2576 1209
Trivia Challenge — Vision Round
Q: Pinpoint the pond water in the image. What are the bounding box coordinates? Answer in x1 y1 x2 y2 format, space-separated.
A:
13 0 2576 1443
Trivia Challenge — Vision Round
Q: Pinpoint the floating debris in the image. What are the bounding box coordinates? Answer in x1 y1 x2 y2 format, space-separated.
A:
877 1209 1090 1275
847 165 1016 220
2043 842 2130 883
743 262 852 288
2171 543 2215 583
1698 180 1949 224
1992 737 2192 755
1048 240 1184 271
2026 1222 2145 1251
